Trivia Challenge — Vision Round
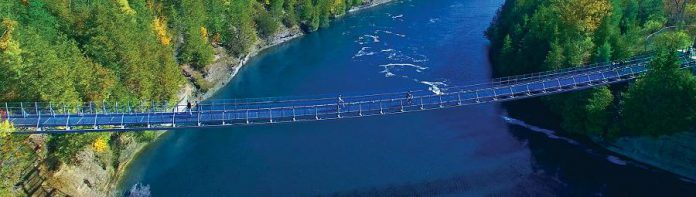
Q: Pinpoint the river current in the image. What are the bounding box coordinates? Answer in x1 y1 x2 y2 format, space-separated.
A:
119 0 696 196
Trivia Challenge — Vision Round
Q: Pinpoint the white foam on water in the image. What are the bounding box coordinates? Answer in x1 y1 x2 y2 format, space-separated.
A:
680 177 696 184
363 34 380 43
501 116 579 145
392 14 404 19
606 155 628 166
376 30 406 37
429 18 440 23
356 34 380 45
420 81 447 95
353 47 376 58
128 183 151 197
378 63 428 78
385 50 429 63
382 70 396 77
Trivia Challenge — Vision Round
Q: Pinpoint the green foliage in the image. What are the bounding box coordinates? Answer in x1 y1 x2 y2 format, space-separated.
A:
1 134 36 196
622 36 696 136
594 41 612 62
282 0 299 27
489 0 695 137
298 0 354 31
179 0 215 68
206 0 231 43
48 133 102 164
227 0 257 55
135 131 160 143
544 40 565 70
256 8 280 39
651 30 692 51
271 0 286 17
551 87 614 135
191 71 213 92
0 0 376 178
300 0 319 31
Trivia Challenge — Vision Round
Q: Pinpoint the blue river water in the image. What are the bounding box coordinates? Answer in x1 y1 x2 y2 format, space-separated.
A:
118 0 696 196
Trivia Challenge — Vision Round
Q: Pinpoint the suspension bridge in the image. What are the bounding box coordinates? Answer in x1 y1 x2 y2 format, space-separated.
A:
2 52 695 134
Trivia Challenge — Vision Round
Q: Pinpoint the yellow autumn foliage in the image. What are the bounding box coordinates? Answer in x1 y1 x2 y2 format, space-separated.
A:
153 17 172 46
92 135 109 153
116 0 136 15
200 26 209 42
553 0 611 34
0 19 18 51
0 120 15 139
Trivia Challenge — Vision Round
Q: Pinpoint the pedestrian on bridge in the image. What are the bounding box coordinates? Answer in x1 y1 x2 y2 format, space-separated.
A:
406 91 414 105
187 101 192 115
337 95 345 111
0 109 6 121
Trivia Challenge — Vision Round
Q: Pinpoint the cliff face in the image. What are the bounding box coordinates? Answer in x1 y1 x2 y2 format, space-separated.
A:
43 132 163 196
27 1 395 196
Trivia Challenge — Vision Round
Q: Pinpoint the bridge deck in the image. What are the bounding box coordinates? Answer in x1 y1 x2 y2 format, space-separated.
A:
3 54 695 133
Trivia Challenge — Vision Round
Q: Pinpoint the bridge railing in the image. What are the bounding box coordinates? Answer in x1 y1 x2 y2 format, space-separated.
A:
5 52 696 130
488 53 656 84
203 53 659 107
0 55 653 119
9 56 696 133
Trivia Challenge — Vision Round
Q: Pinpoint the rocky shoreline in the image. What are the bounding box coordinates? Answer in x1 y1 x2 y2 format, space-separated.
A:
185 0 395 103
32 1 396 196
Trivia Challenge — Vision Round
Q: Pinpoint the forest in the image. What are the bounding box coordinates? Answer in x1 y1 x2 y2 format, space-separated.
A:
486 0 696 138
0 0 372 194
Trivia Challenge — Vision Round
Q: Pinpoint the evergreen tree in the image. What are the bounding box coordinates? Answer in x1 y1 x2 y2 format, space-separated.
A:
622 32 696 136
227 0 257 55
179 0 215 68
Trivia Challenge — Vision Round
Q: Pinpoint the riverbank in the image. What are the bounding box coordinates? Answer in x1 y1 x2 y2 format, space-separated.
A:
10 1 398 196
504 99 696 181
114 2 398 194
486 0 696 183
593 131 696 180
186 0 395 103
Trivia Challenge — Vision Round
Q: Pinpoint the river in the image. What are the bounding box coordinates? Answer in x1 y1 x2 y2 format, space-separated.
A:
118 0 696 196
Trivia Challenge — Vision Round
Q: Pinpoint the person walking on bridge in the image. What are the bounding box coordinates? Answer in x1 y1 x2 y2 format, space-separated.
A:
337 95 345 116
0 109 6 121
187 101 192 115
406 91 414 105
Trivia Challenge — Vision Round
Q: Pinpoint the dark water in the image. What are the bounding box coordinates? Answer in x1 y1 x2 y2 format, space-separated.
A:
119 0 696 196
